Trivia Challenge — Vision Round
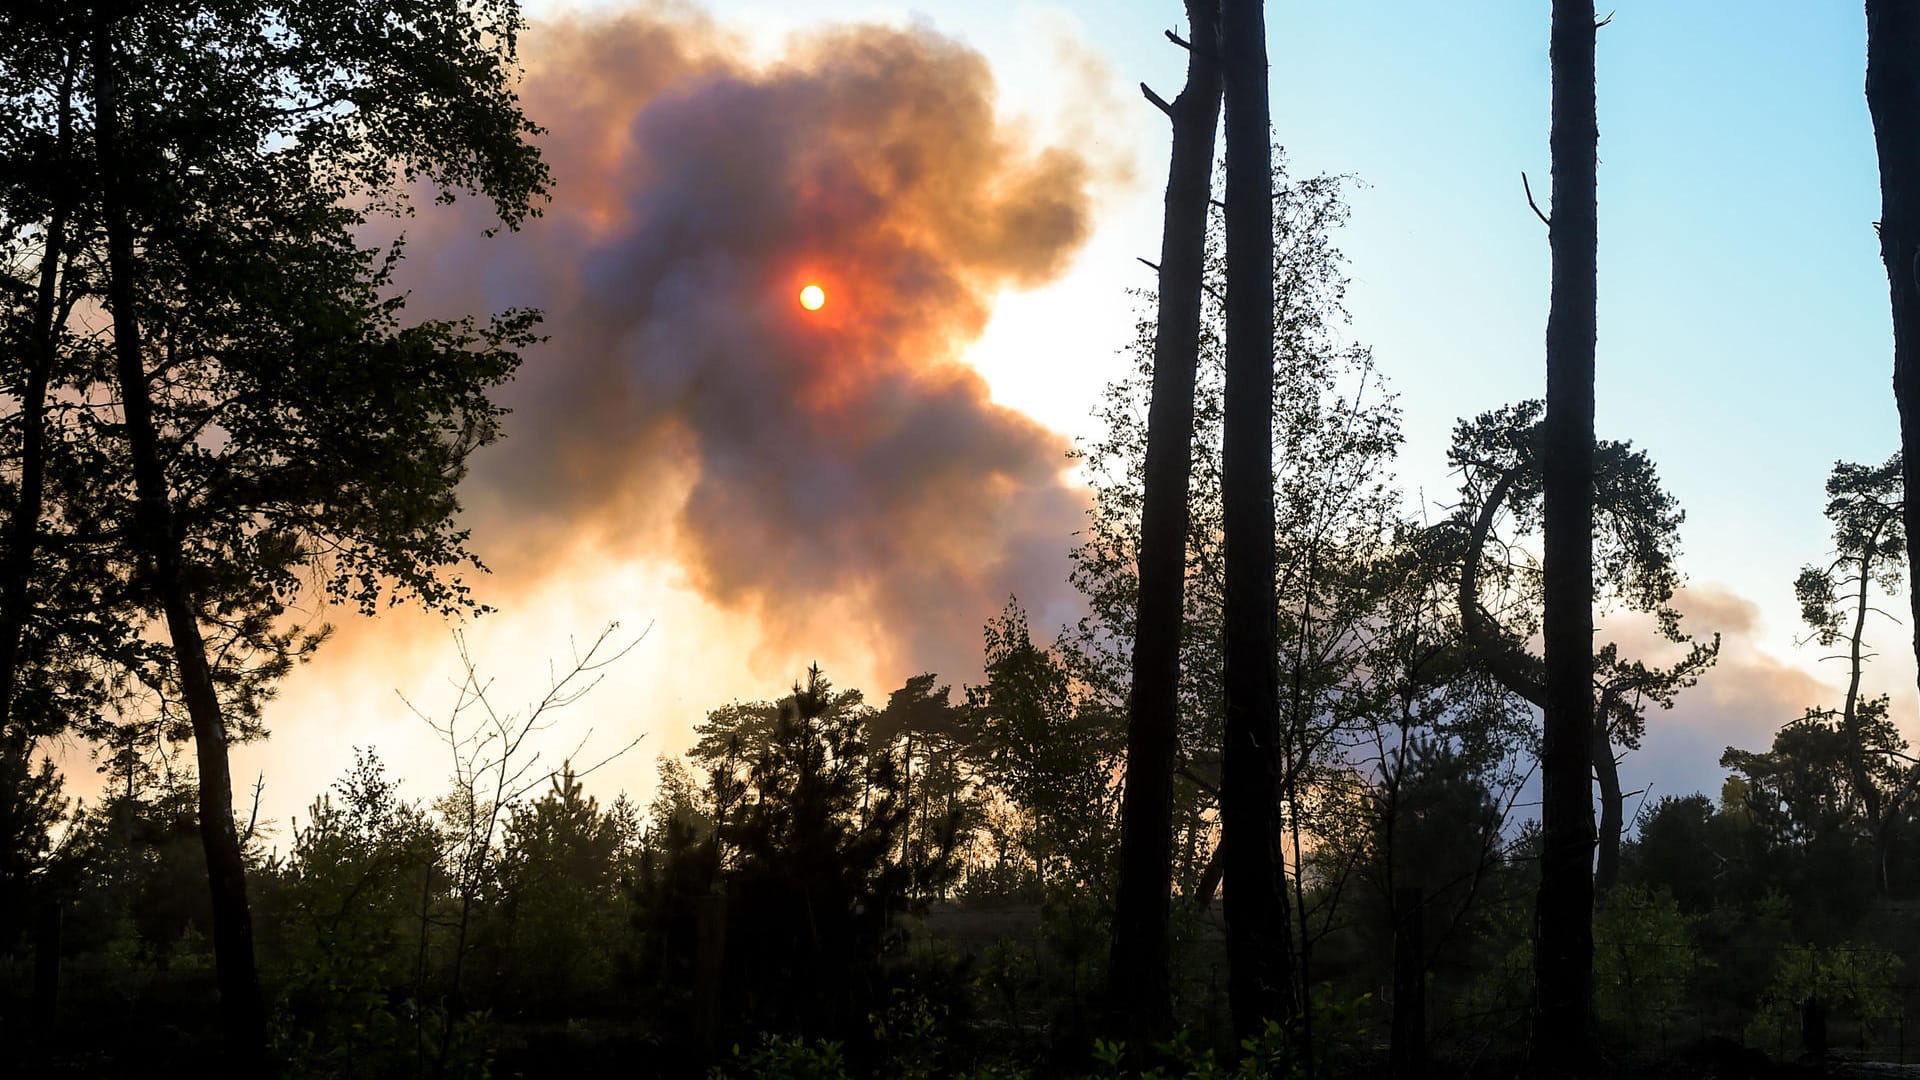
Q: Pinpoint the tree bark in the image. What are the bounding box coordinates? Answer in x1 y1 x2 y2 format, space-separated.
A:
1591 717 1622 894
1867 0 1920 910
1219 0 1295 1040
91 16 268 1062
1108 0 1222 1041
1533 0 1598 1069
1844 540 1883 829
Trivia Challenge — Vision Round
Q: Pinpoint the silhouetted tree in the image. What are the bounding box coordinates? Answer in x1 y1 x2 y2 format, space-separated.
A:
55 0 553 1054
1866 6 1920 855
1070 161 1398 926
868 673 975 901
1794 454 1913 890
264 751 451 1074
966 602 1118 893
1535 0 1600 1065
1109 0 1222 1039
672 666 958 1041
1219 0 1293 1040
494 768 638 1011
1623 794 1718 913
1446 401 1717 892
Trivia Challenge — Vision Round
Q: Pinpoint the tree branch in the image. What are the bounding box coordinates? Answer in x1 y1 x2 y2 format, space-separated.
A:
1522 171 1551 229
1458 466 1548 708
1137 257 1225 306
1141 82 1173 117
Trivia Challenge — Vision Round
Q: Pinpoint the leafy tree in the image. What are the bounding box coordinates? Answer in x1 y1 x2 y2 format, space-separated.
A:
1745 944 1903 1055
1623 794 1719 914
869 673 977 902
1590 885 1694 1043
1792 453 1912 889
1357 739 1518 996
0 737 63 953
965 602 1118 894
0 1 552 1052
1720 716 1885 936
492 767 637 1011
261 751 470 1076
668 666 960 1042
1069 158 1404 1034
58 762 212 972
1444 400 1717 892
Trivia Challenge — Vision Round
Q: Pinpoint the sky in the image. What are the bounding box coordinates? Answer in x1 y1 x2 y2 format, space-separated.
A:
167 0 1907 844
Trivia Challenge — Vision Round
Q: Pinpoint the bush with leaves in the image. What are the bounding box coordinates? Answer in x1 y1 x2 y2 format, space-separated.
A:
259 751 488 1077
1744 943 1903 1054
1592 885 1696 1042
490 768 640 1013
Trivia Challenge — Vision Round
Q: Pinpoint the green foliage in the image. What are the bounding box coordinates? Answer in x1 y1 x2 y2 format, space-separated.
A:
1087 1017 1312 1079
1744 944 1903 1051
492 768 636 1011
967 601 1119 893
1445 398 1717 751
0 736 63 944
0 0 552 783
1592 885 1696 1039
707 1034 851 1080
868 986 950 1080
1794 454 1905 649
261 750 483 1077
59 768 212 969
1625 794 1720 912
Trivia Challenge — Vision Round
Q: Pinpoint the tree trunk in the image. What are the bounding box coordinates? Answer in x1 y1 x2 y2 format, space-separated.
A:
91 18 268 1062
1390 886 1427 1080
1219 0 1295 1040
1109 0 1222 1041
1844 542 1883 829
1591 719 1622 894
0 58 73 738
1867 0 1920 910
1533 0 1598 1069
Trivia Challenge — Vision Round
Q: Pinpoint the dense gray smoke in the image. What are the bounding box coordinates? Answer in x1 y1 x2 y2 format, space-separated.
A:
394 8 1101 676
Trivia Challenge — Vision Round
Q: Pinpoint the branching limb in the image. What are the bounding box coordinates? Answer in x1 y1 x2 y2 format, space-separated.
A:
1141 83 1173 117
1521 172 1551 228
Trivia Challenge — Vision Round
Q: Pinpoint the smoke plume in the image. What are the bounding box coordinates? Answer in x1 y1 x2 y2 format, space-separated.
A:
394 7 1101 677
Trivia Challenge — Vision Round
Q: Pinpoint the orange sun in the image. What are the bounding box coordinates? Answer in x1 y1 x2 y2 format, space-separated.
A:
799 283 826 311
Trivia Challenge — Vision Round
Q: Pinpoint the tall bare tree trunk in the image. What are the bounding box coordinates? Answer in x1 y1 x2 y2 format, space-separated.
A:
1219 0 1294 1040
91 16 268 1062
1108 0 1222 1041
1533 0 1598 1069
1869 5 1920 885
